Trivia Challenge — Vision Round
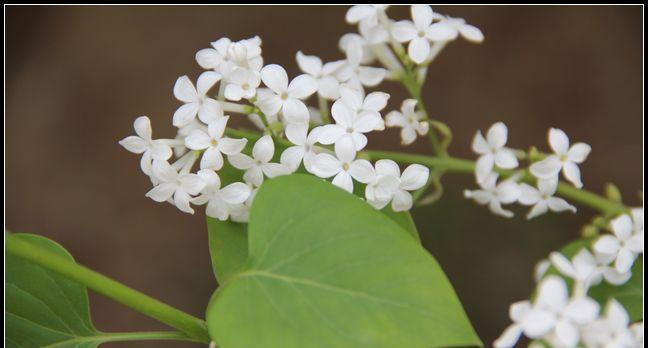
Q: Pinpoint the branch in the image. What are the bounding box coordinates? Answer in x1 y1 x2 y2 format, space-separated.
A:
5 234 211 343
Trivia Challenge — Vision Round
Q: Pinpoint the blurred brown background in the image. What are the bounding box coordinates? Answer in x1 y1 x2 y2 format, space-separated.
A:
5 5 643 348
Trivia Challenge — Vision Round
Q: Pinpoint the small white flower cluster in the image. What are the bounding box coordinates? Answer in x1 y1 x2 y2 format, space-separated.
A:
496 208 644 348
346 5 483 65
120 6 486 221
465 123 590 219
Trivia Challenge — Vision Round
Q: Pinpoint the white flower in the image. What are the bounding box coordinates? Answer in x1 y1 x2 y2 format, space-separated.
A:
530 128 592 188
385 99 429 145
280 125 323 173
581 299 639 348
494 301 541 348
296 51 344 100
518 178 576 219
145 160 206 214
471 122 519 184
496 276 600 348
364 159 429 212
430 15 484 44
464 173 520 218
593 209 644 273
256 64 317 124
195 37 230 71
196 37 263 77
549 248 631 295
345 5 388 27
228 135 290 187
184 116 247 170
338 86 388 131
317 94 383 154
229 185 258 223
119 116 173 175
223 67 261 101
535 276 600 348
339 33 375 65
193 169 251 221
335 42 387 89
391 5 458 64
172 72 224 127
310 136 375 193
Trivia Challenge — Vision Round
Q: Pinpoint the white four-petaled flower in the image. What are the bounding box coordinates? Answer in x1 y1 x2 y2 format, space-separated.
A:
172 72 224 127
391 5 459 64
518 178 576 219
145 160 206 214
464 173 520 218
530 128 591 188
310 136 375 193
256 64 317 125
280 125 323 173
184 116 247 170
228 135 290 187
296 51 344 100
193 169 251 221
364 159 429 212
385 99 430 145
224 67 261 101
593 209 644 274
318 94 383 154
471 122 519 184
119 116 173 176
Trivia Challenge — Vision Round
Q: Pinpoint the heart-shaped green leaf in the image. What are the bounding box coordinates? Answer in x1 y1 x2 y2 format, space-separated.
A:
6 233 102 348
207 209 420 285
206 174 481 348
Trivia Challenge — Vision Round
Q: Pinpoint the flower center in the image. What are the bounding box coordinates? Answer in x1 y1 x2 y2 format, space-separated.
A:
346 127 354 133
342 163 350 171
210 139 218 147
280 92 289 100
242 83 250 90
418 31 426 38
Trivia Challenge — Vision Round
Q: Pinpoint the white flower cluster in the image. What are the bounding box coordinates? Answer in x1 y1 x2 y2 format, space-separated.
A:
121 6 482 221
496 208 644 348
465 123 590 219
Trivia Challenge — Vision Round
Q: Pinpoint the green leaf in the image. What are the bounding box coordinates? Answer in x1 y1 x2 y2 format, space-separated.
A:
207 219 248 285
5 233 103 348
545 238 643 321
381 208 421 242
206 174 481 348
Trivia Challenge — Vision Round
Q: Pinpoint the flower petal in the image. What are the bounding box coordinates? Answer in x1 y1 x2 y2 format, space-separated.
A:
221 182 251 205
392 189 413 212
218 137 247 155
184 129 211 150
260 64 288 93
196 71 221 96
310 153 341 178
529 156 562 180
287 74 318 99
173 102 200 127
549 128 570 155
408 37 431 64
400 164 429 191
349 159 375 184
296 51 322 76
252 135 275 163
391 20 417 42
173 75 198 103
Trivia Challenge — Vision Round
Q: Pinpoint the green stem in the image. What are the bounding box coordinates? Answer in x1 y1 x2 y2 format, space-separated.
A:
318 96 331 124
366 150 628 215
5 234 211 343
94 331 202 344
399 70 447 156
226 127 628 216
